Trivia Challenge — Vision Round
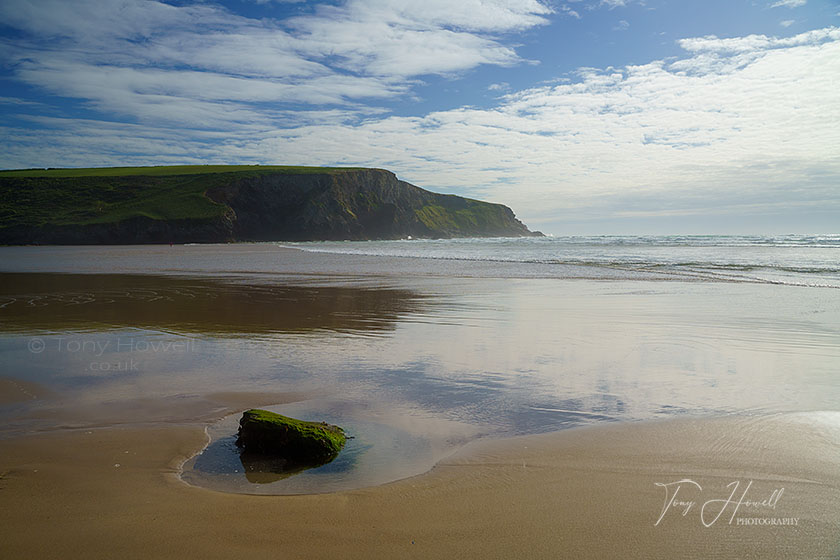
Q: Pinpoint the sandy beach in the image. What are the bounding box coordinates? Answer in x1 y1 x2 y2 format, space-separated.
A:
1 389 838 559
0 376 52 405
1 247 839 558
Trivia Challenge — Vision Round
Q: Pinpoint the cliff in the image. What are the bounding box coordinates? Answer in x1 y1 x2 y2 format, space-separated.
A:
0 165 541 244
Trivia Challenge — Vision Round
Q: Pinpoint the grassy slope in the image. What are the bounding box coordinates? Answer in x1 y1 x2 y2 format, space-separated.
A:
0 165 527 238
414 199 513 234
0 166 363 228
0 165 364 178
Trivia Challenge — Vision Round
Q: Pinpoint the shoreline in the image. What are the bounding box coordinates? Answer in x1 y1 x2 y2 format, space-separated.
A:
1 402 838 559
0 244 765 284
3 240 838 288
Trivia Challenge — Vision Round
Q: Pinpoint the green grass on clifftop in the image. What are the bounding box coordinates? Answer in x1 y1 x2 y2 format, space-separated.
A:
0 165 365 178
0 165 364 228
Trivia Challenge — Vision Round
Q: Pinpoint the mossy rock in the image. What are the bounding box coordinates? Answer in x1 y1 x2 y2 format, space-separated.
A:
236 409 346 468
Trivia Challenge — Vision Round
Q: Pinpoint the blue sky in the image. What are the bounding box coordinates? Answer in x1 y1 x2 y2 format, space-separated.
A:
1 0 838 234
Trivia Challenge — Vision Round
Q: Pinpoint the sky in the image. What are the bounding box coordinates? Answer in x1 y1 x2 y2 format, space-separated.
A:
1 0 838 234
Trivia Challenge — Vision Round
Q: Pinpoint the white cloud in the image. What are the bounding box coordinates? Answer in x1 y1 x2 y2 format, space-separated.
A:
285 0 552 77
678 27 840 53
781 20 795 27
559 4 581 19
614 20 630 31
770 0 806 7
597 0 645 9
0 0 552 127
0 97 45 107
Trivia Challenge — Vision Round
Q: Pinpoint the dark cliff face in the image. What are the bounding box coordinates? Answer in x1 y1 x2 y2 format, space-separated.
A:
0 168 540 244
206 169 538 241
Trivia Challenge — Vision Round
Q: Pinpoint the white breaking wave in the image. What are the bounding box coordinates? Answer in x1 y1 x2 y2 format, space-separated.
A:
281 234 840 288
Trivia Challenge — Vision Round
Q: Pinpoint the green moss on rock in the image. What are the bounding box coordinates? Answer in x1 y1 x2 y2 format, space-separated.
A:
236 409 346 466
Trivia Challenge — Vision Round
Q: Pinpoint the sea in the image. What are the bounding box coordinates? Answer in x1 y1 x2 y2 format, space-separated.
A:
283 234 840 288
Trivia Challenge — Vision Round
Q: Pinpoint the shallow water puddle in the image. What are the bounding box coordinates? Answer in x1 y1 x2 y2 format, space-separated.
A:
180 399 478 495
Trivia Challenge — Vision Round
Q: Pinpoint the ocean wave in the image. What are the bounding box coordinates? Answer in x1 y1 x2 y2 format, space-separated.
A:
279 235 840 288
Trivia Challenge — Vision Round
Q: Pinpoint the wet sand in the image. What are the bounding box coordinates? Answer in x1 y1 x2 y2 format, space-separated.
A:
1 255 839 558
1 405 838 559
0 376 52 405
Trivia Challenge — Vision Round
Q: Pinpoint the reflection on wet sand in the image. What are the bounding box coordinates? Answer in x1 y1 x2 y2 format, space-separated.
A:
0 272 429 336
2 269 840 497
238 451 316 484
